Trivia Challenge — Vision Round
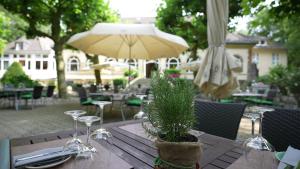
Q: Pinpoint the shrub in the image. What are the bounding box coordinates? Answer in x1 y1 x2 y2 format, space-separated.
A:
286 67 300 105
113 78 126 86
164 69 181 78
124 69 138 78
147 73 195 142
1 62 38 87
256 65 288 95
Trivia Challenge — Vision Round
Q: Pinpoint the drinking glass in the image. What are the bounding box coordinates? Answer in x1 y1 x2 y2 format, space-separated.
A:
64 110 86 151
77 116 101 156
243 106 275 169
91 101 112 140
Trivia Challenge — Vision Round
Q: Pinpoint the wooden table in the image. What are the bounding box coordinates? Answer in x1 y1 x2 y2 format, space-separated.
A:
1 88 33 111
10 120 244 169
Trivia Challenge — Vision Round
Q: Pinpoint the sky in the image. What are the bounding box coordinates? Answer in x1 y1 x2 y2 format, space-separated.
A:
108 0 250 31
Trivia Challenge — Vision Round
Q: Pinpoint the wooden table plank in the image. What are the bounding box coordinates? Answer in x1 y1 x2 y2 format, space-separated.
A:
10 120 245 169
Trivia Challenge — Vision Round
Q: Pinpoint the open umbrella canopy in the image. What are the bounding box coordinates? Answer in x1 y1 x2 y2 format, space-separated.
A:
67 23 189 60
179 60 202 72
194 0 242 98
91 61 129 70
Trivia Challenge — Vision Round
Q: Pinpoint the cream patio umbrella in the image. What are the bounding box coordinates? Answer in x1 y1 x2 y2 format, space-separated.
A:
67 23 189 59
194 0 242 98
91 61 129 71
67 23 189 84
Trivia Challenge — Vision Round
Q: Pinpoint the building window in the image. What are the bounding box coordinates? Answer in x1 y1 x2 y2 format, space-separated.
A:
126 59 138 68
67 56 80 72
20 55 25 58
167 58 180 69
105 58 116 62
4 61 9 69
272 53 279 65
28 61 31 70
4 54 9 58
13 54 17 58
43 55 48 58
43 61 48 70
36 61 41 70
19 60 25 67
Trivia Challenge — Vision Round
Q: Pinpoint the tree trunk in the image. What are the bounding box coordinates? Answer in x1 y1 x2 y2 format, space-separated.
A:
86 54 101 85
54 43 67 98
92 56 101 85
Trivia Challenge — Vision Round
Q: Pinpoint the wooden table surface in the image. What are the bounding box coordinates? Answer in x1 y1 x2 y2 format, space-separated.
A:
10 120 244 169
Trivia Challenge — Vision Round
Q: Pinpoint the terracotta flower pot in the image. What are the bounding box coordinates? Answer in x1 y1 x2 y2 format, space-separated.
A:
155 135 202 169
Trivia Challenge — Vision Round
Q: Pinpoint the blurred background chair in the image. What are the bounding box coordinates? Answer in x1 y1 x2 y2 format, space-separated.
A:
21 86 44 109
194 99 246 140
42 85 55 105
262 107 300 151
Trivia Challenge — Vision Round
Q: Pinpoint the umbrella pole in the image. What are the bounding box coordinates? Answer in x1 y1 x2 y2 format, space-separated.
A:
128 45 132 86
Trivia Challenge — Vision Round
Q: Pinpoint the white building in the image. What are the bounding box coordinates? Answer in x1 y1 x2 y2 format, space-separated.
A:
0 37 56 80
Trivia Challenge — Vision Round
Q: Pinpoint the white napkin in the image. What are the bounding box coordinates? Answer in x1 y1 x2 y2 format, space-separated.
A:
277 146 300 169
14 146 77 168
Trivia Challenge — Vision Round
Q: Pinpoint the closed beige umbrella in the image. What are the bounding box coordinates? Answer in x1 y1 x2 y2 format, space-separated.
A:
194 0 242 98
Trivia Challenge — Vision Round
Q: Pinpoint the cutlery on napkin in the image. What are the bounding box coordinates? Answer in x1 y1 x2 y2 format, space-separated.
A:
277 146 300 169
14 146 77 168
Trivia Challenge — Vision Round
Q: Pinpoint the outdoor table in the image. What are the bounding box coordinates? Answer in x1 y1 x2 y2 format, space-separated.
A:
232 92 265 97
9 120 278 169
1 88 33 111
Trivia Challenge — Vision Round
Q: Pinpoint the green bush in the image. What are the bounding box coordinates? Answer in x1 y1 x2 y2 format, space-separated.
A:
124 69 138 78
286 67 300 105
147 73 195 142
164 69 181 78
256 65 288 95
1 62 38 87
113 78 126 86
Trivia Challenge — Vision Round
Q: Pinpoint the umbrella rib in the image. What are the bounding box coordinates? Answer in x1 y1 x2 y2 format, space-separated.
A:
116 36 127 58
85 35 112 52
137 36 152 60
152 36 179 57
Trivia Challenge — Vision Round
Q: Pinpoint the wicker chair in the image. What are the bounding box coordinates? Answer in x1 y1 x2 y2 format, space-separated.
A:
194 99 246 140
262 108 300 151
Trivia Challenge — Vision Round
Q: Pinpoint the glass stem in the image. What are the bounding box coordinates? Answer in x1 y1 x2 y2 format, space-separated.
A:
74 119 78 139
100 106 104 127
251 119 255 137
86 126 90 146
259 113 263 136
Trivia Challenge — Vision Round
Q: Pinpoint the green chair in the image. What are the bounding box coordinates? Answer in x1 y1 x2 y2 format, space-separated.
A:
244 90 277 106
121 95 143 120
21 86 44 109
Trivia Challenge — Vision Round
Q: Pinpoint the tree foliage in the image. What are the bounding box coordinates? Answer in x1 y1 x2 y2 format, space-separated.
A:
156 0 242 61
0 0 118 97
242 0 300 67
0 7 26 53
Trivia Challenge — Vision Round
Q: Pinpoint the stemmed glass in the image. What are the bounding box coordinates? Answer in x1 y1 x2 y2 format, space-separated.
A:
133 94 148 119
91 101 112 140
64 110 86 151
77 116 101 156
243 106 275 168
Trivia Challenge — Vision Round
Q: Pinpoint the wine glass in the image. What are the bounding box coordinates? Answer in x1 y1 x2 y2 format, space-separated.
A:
64 110 86 151
77 116 101 157
243 106 275 168
91 101 113 140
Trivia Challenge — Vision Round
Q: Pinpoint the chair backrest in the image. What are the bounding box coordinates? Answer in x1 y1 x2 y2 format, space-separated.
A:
46 86 55 97
266 89 277 101
76 86 88 103
262 108 300 151
33 86 44 99
89 85 97 93
194 99 246 140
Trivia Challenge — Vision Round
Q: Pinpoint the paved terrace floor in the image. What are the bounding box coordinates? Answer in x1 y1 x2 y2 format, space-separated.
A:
0 98 258 141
